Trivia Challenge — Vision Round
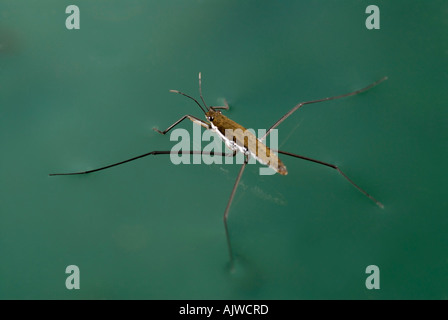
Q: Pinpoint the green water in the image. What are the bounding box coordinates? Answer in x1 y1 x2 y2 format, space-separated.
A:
0 0 447 299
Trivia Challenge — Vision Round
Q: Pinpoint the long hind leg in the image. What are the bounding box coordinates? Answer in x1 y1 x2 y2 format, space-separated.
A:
223 155 249 268
277 150 384 208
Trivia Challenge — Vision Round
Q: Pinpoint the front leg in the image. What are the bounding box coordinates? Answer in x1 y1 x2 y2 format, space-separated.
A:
153 115 210 135
210 99 229 111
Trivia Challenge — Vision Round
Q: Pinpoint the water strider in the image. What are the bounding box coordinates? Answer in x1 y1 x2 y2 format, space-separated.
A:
50 73 387 267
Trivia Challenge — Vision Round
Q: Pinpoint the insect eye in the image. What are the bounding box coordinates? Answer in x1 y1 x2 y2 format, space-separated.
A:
208 116 214 121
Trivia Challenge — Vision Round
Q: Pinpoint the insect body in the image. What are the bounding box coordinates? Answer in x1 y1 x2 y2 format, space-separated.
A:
50 73 387 268
205 109 288 176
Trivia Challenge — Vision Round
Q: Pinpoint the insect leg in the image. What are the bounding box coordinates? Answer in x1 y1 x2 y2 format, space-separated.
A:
153 115 209 135
223 155 249 267
260 77 388 141
210 99 230 111
49 151 234 176
276 150 384 208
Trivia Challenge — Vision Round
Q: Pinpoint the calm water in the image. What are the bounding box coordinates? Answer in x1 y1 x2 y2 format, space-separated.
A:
0 0 447 299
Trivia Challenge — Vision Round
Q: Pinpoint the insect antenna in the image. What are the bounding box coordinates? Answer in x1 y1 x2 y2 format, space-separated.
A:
169 89 207 115
198 72 210 111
